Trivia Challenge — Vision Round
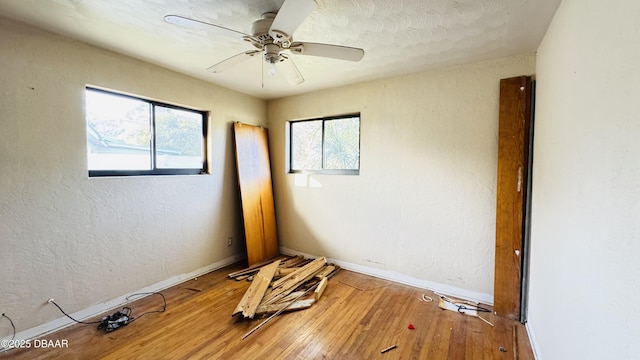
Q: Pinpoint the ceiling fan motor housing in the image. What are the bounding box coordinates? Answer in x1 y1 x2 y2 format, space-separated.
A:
251 13 276 42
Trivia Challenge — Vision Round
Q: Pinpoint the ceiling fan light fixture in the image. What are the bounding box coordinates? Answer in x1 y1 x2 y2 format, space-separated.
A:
268 63 278 77
165 0 363 87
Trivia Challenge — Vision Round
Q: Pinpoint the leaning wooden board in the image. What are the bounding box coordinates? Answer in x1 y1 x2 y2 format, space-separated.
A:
233 122 280 265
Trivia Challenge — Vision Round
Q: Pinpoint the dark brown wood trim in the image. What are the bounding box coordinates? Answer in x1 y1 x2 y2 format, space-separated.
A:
494 76 533 319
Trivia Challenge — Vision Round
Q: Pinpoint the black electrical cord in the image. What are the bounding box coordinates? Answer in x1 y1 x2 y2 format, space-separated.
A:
456 303 491 314
49 300 101 325
1 313 16 341
118 307 132 318
436 294 491 314
125 292 166 322
49 291 166 327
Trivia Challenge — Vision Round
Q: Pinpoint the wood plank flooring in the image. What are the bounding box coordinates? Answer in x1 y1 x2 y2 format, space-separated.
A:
1 263 534 359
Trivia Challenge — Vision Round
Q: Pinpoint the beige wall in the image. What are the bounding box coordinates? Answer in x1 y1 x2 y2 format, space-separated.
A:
267 55 535 302
13 4 637 356
0 17 264 336
529 0 640 359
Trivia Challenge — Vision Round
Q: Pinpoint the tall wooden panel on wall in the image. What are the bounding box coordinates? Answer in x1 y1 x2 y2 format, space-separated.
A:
233 122 279 266
494 76 532 320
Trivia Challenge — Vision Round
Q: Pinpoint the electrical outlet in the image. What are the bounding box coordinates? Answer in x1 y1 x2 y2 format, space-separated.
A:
227 237 233 247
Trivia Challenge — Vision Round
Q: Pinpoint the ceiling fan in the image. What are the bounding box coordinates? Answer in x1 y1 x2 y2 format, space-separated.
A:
164 0 365 85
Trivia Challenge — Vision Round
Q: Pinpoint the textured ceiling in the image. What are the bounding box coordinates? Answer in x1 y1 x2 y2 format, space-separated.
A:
0 0 561 99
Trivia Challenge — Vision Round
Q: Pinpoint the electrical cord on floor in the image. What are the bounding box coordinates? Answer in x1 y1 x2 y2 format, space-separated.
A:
1 313 16 340
49 292 166 328
435 292 491 314
49 300 102 325
455 303 491 314
125 292 166 323
434 292 494 327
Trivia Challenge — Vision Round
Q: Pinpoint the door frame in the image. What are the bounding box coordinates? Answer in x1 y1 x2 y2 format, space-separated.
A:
493 76 535 321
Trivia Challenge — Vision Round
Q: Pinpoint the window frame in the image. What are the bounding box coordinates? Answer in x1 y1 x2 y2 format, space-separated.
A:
85 87 209 177
286 113 361 176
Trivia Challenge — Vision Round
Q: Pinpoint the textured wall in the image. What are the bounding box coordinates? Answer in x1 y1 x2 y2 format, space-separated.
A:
529 0 640 359
0 17 264 335
267 55 535 299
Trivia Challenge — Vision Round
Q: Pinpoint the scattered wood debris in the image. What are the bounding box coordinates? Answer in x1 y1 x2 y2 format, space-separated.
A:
314 277 328 301
229 255 339 320
232 260 281 319
381 344 397 354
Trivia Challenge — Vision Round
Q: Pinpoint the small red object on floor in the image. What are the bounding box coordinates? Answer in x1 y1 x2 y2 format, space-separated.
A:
408 324 415 329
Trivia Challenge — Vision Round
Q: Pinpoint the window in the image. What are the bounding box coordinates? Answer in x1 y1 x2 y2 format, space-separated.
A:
287 114 360 175
85 87 208 177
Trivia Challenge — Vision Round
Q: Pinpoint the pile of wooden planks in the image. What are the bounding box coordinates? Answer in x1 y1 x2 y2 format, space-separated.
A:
229 255 338 319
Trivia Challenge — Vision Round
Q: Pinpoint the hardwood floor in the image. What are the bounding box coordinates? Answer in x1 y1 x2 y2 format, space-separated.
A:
1 263 534 359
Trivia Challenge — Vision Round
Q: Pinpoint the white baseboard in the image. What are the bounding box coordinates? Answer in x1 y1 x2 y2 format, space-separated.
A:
1 254 244 351
525 321 542 360
279 246 493 305
3 249 496 353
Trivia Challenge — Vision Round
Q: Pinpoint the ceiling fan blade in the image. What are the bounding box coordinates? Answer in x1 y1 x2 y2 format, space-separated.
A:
164 15 251 38
289 42 365 62
269 0 316 44
280 56 305 85
207 50 260 73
